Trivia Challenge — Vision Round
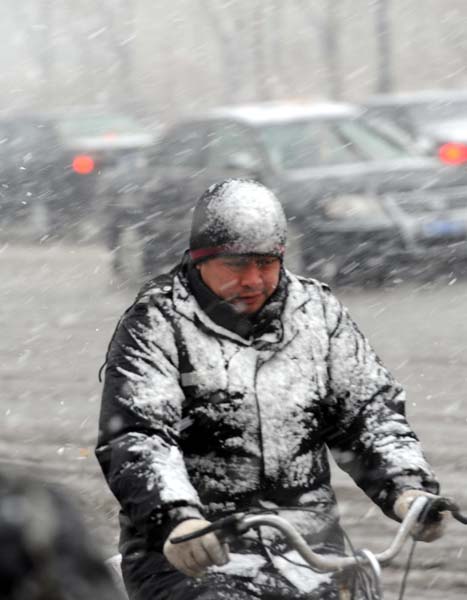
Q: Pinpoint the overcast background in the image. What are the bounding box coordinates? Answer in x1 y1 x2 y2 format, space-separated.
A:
1 1 467 120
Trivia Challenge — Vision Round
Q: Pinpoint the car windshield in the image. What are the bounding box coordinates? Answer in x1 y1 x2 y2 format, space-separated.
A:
258 117 413 170
57 115 146 138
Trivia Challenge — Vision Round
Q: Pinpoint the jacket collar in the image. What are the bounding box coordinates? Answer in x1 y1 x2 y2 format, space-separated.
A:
171 266 315 348
185 261 255 339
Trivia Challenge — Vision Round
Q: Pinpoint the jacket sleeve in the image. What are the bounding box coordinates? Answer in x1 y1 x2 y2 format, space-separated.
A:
95 296 203 547
320 288 439 519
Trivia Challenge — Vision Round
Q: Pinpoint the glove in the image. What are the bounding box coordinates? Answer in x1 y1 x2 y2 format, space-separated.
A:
163 519 230 577
393 490 449 542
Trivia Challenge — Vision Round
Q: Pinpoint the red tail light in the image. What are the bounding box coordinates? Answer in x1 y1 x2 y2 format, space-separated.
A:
72 154 95 175
438 142 467 165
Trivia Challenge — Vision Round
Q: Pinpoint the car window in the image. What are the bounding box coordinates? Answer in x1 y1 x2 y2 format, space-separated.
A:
205 122 262 169
155 125 205 168
361 115 415 148
258 118 412 170
337 120 411 159
365 106 414 134
259 120 361 169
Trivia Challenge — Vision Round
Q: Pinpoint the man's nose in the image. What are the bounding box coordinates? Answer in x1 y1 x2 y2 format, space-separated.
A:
239 263 263 288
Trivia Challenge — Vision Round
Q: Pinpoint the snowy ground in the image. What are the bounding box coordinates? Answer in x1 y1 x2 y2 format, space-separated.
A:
1 241 466 600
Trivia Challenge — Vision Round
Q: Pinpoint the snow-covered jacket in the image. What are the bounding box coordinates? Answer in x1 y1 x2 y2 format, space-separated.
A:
96 267 438 599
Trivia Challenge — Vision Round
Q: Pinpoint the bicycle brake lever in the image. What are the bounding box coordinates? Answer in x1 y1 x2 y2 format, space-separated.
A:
170 513 247 544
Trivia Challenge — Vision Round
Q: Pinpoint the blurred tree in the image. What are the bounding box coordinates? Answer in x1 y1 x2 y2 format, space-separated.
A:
7 0 138 111
62 0 137 110
4 0 467 117
270 0 287 96
97 0 137 111
373 0 393 93
200 0 287 103
201 0 247 103
322 0 342 99
295 0 343 99
63 0 103 105
251 0 271 101
7 0 58 106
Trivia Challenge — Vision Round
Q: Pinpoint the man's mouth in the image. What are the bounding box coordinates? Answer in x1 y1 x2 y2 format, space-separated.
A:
232 294 266 311
237 293 263 302
228 291 263 301
229 293 266 313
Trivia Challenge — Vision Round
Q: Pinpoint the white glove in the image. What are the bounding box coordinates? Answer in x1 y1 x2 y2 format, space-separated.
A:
163 519 230 577
393 490 449 542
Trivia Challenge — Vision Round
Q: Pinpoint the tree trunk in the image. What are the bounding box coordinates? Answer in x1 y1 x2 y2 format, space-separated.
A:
202 0 244 104
294 0 343 100
271 0 286 97
98 0 137 111
320 0 342 100
10 0 56 106
252 1 270 101
374 0 393 93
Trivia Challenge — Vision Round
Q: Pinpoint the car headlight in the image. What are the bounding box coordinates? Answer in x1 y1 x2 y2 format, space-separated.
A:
324 195 387 220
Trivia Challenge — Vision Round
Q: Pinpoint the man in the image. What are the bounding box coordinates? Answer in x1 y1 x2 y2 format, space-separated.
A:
96 179 445 600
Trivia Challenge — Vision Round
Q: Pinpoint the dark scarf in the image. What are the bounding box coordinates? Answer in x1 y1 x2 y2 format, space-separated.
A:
185 260 288 340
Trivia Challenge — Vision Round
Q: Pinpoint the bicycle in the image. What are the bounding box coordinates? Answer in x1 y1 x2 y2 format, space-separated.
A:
106 496 467 600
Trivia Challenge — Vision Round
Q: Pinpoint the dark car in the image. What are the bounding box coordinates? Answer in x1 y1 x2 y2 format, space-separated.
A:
0 109 155 239
363 90 467 165
111 101 467 285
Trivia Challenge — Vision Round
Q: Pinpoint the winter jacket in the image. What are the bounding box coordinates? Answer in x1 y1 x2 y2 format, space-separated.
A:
96 266 438 600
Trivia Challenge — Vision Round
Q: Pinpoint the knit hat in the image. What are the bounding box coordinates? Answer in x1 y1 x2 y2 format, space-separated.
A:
189 179 287 263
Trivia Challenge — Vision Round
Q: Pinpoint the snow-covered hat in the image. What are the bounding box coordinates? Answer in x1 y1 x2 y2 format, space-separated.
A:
189 179 287 263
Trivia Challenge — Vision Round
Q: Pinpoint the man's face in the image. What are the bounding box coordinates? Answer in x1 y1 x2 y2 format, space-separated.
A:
197 255 281 314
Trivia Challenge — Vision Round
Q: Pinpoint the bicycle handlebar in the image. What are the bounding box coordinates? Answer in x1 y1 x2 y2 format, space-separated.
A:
170 496 467 573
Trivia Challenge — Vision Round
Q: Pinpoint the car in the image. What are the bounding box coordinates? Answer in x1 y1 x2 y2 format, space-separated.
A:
363 90 467 165
0 109 155 240
110 101 467 285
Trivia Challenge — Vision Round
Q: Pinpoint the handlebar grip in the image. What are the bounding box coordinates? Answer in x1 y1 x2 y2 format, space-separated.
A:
417 496 467 526
170 514 244 544
418 496 459 524
452 511 467 525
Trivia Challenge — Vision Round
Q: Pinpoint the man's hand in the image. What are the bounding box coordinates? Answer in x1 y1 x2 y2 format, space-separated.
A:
163 519 230 577
394 490 449 542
